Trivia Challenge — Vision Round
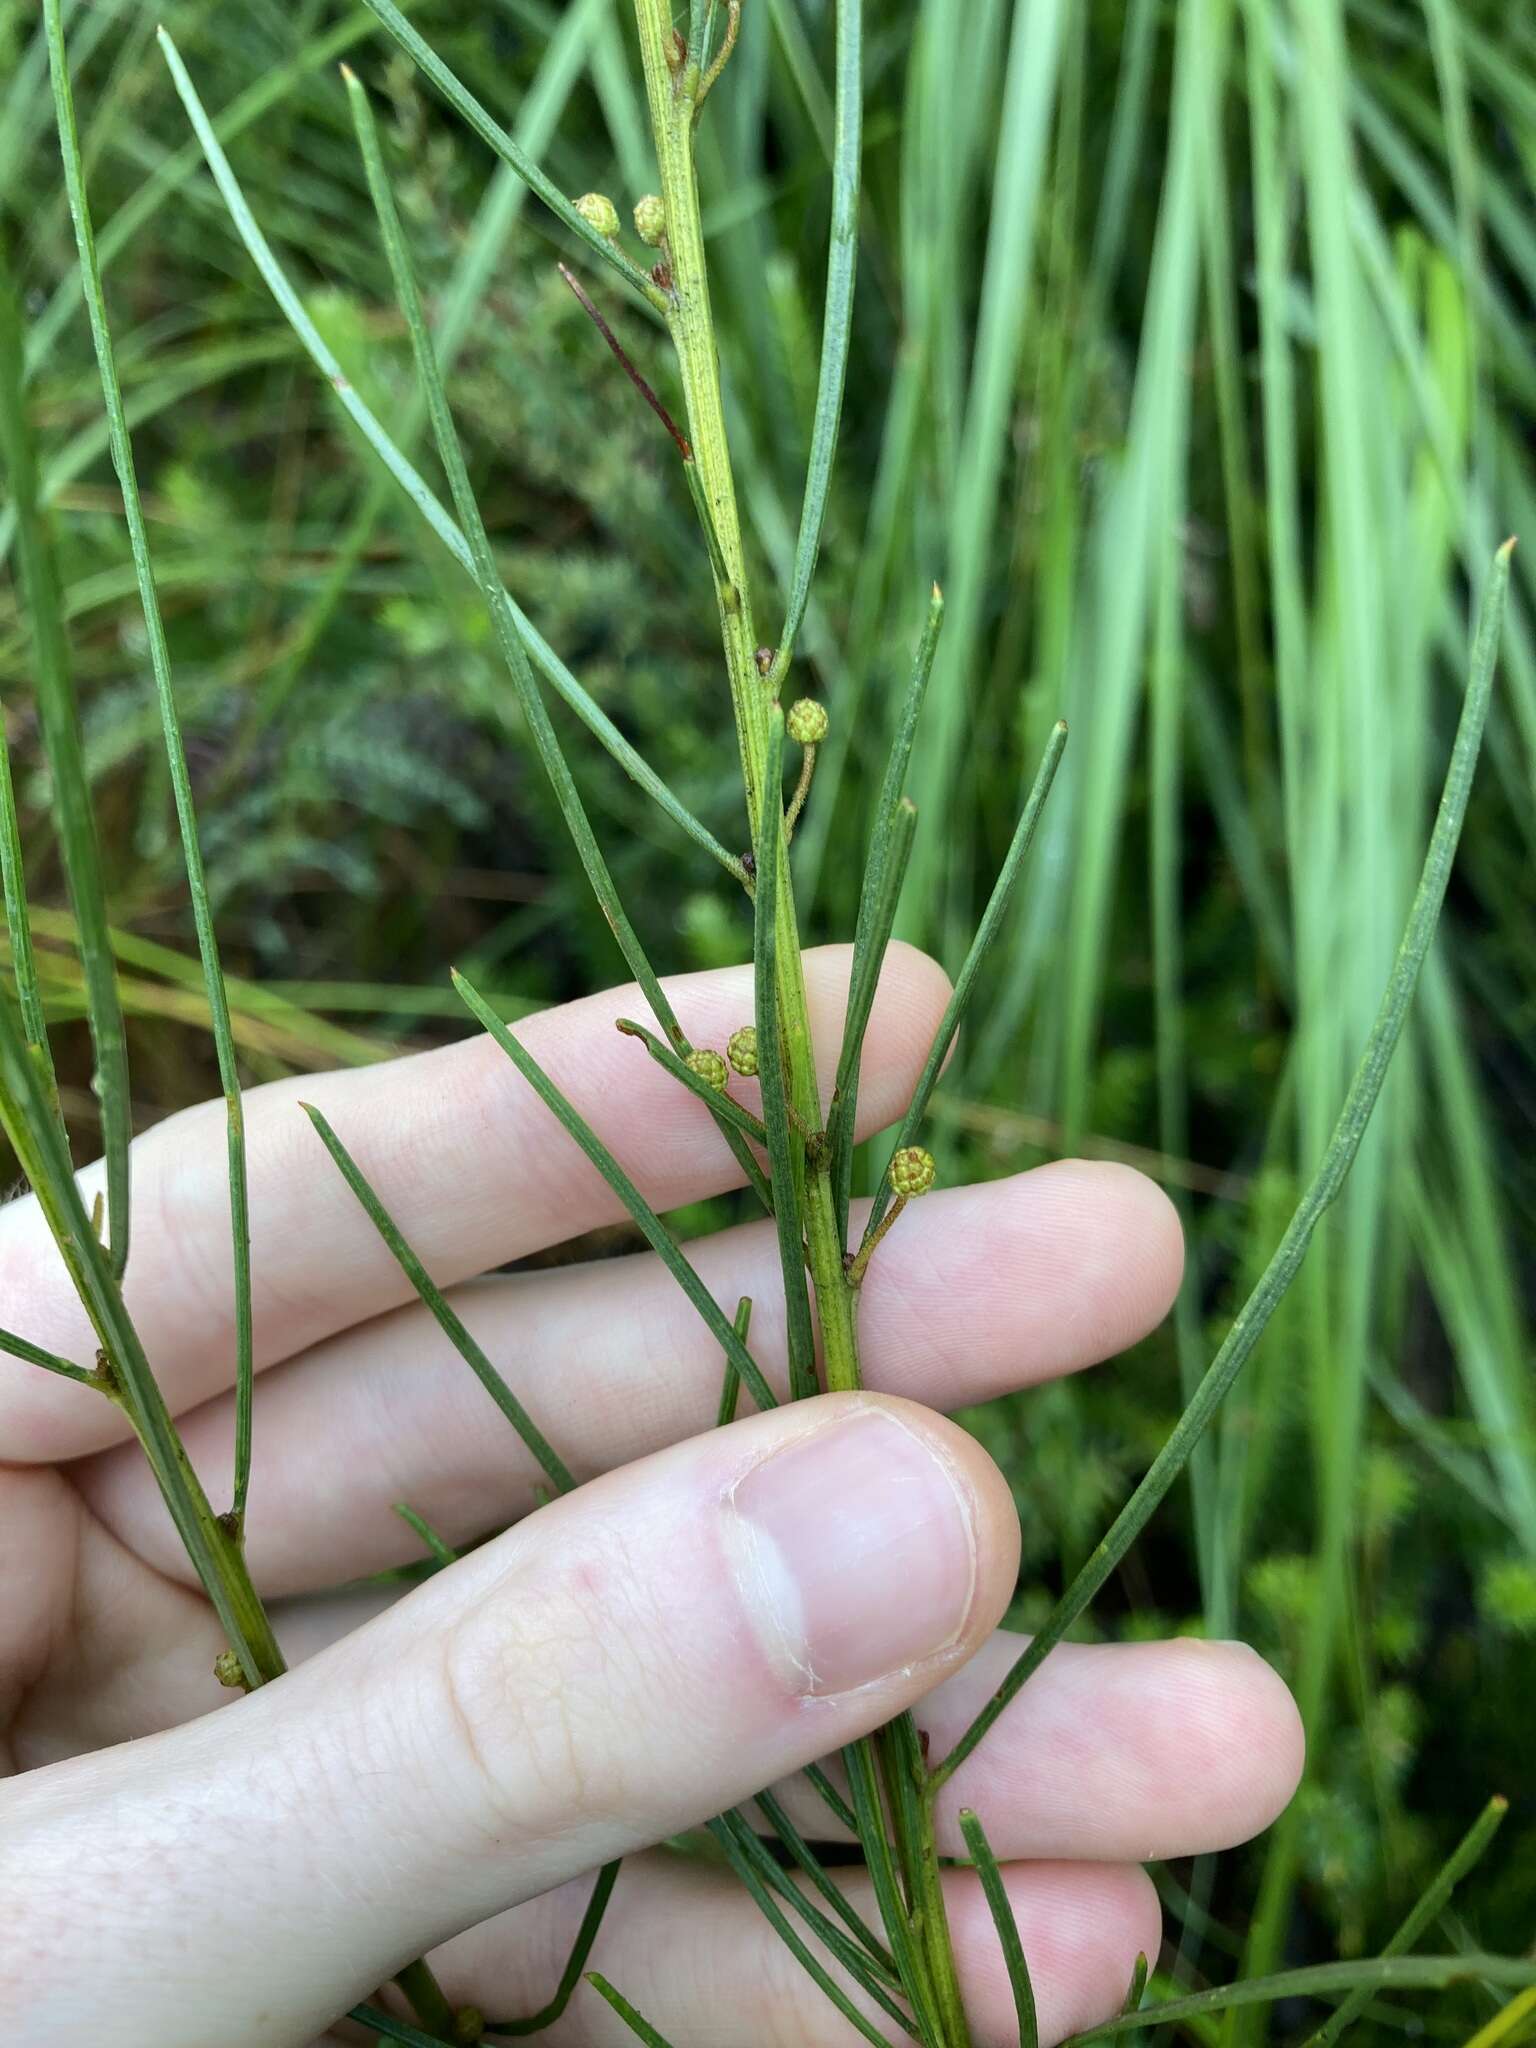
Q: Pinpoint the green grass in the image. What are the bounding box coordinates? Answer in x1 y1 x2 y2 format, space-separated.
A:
2 0 1535 2036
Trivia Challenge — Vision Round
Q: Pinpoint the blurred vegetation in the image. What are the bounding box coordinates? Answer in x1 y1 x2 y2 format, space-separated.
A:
2 0 1535 2032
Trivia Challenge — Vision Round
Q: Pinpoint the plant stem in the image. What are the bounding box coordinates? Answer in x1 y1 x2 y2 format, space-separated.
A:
630 16 964 2038
633 0 862 1397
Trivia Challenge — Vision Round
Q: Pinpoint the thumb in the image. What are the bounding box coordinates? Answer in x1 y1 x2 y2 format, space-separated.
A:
0 1393 1018 2045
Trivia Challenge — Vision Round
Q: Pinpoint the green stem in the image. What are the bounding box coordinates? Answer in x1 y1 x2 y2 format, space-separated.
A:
633 0 862 1398
630 13 959 2038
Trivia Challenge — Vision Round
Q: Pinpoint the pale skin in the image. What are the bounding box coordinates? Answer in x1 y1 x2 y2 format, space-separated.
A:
0 944 1304 2047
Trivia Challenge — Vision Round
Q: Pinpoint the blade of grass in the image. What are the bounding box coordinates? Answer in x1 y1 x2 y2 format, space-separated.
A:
585 1975 679 2048
862 721 1067 1249
302 1102 576 1497
765 0 861 686
752 705 818 1402
452 970 779 1417
959 1808 1038 2048
1303 1797 1509 2048
47 0 255 1516
928 544 1512 1794
393 1503 458 1569
356 0 660 306
154 29 743 894
0 238 131 1276
483 1860 622 2037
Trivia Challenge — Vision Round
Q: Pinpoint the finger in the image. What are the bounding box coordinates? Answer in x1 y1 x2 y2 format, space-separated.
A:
0 943 950 1462
758 1629 1305 1863
404 1850 1160 2048
77 1161 1183 1593
0 1394 1017 2046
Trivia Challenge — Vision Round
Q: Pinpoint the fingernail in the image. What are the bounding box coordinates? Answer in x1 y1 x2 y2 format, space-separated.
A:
729 1407 978 1697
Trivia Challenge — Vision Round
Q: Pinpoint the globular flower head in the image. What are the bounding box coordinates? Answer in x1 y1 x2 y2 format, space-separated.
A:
727 1024 759 1076
685 1047 730 1092
633 193 667 246
786 697 829 745
574 191 621 239
889 1145 936 1199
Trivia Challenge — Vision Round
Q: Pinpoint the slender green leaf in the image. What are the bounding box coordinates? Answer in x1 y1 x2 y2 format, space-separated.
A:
0 988 281 1683
0 715 54 1095
585 1976 679 2048
393 1503 459 1570
453 970 779 1417
754 1785 898 1980
154 30 742 894
1068 1955 1536 2042
303 1102 576 1497
0 240 130 1276
766 0 861 683
863 722 1067 1249
1121 1955 1149 2015
616 1018 770 1148
718 1295 752 1428
484 1861 622 2037
829 585 943 1242
1304 1797 1509 2048
47 0 255 1514
959 1808 1038 2048
707 1815 902 2048
0 1326 98 1386
829 796 917 1248
930 546 1512 1792
753 705 817 1402
844 1736 944 2045
356 0 659 304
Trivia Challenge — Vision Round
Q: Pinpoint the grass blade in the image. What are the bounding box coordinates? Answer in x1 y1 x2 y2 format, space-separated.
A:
753 705 818 1401
484 1860 622 2037
47 0 255 1516
0 239 130 1276
1303 1796 1509 2048
302 1102 576 1498
585 1976 679 2048
356 0 659 306
862 721 1067 1250
154 29 742 894
929 544 1513 1794
959 1808 1038 2048
452 970 779 1418
765 0 861 684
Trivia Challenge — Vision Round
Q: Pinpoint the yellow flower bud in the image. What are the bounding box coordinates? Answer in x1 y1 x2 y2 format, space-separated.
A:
786 698 829 745
573 191 620 239
889 1145 936 1198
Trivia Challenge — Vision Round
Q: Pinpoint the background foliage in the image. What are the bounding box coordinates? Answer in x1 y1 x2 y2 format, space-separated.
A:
2 0 1534 2031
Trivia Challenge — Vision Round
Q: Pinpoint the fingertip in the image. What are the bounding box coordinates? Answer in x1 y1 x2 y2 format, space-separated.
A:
1186 1638 1306 1839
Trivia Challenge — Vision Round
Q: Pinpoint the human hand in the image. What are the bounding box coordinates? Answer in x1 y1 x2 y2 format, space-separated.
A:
0 945 1303 2046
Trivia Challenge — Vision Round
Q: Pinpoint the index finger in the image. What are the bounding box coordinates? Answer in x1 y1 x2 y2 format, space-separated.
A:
0 943 950 1460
